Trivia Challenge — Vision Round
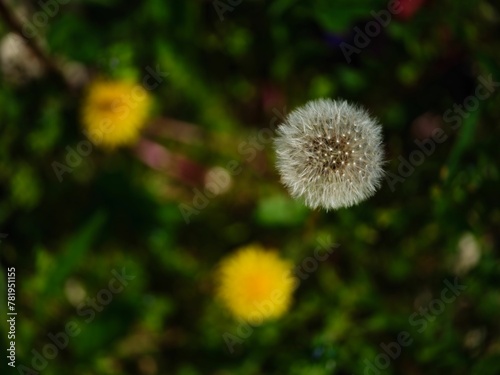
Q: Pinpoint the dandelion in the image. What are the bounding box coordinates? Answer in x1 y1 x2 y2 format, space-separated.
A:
81 79 152 148
274 98 384 210
216 244 295 322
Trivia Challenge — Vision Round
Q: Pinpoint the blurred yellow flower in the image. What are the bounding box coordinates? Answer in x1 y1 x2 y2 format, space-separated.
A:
216 244 295 322
81 80 151 148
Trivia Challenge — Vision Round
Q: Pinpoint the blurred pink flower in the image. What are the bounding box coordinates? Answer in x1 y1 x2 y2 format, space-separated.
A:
396 0 426 20
135 139 205 186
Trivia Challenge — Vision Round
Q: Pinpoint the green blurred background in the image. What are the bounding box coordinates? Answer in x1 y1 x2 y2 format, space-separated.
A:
1 0 500 374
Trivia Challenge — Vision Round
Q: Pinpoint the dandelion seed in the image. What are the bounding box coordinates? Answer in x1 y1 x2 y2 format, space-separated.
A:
274 98 384 210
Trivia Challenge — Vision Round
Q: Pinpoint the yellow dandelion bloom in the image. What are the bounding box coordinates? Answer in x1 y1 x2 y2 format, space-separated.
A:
81 80 152 148
216 244 295 323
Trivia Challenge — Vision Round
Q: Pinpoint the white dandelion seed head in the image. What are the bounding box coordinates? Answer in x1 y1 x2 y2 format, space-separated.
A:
274 98 384 210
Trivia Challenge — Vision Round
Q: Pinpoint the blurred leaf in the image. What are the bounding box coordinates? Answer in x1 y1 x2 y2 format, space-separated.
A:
255 194 308 226
445 106 481 184
40 211 107 301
